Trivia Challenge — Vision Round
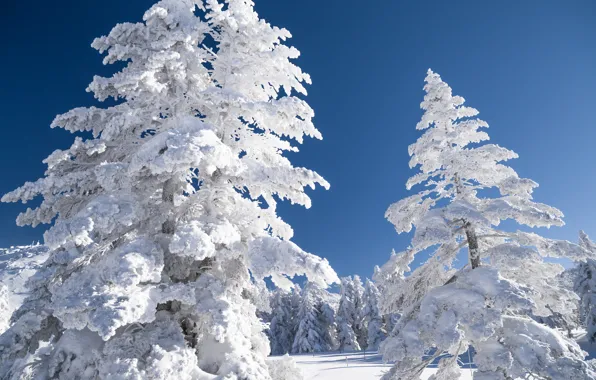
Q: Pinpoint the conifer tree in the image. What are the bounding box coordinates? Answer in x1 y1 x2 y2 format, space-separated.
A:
351 275 368 349
336 277 361 352
379 70 595 379
320 301 339 351
361 279 385 350
0 1 338 378
291 282 336 353
268 290 297 355
372 262 402 335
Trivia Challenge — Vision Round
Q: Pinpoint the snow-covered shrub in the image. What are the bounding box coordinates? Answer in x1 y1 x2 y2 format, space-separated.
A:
266 354 303 380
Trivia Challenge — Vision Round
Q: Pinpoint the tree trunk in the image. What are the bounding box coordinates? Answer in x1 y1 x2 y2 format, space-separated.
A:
464 222 480 269
453 173 481 269
161 178 178 234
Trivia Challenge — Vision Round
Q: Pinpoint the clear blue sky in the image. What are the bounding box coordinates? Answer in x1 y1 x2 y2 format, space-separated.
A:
1 1 595 279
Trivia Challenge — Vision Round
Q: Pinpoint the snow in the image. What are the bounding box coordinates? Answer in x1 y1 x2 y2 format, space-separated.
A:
0 244 480 380
291 351 473 380
0 245 48 333
0 3 593 378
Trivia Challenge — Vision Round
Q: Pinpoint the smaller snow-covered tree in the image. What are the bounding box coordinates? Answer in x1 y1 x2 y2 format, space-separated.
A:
320 300 339 351
372 255 407 320
268 289 300 355
372 263 401 336
291 282 336 353
361 279 386 350
351 275 368 349
379 70 595 380
336 277 361 352
575 231 596 342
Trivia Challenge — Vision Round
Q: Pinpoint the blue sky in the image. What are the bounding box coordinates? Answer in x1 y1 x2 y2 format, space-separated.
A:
1 1 595 279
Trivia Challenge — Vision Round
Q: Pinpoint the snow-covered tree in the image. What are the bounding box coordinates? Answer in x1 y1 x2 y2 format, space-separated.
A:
267 290 292 355
351 275 368 349
379 69 595 379
291 282 336 353
373 253 407 318
268 288 301 355
320 300 339 352
336 277 361 352
0 1 338 379
372 262 401 336
361 279 385 350
574 231 596 342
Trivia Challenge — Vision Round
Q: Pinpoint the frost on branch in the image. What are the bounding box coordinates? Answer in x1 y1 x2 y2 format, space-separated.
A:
0 1 336 378
248 237 339 291
379 70 595 379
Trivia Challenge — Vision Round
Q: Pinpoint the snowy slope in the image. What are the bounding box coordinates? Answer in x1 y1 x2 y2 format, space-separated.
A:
0 244 48 332
292 351 473 380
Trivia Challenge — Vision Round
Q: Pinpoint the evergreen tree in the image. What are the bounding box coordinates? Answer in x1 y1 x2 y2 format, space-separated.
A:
379 70 595 379
352 275 368 349
0 1 338 378
372 263 401 336
336 277 361 352
320 301 339 351
291 282 336 353
361 279 385 350
268 290 297 355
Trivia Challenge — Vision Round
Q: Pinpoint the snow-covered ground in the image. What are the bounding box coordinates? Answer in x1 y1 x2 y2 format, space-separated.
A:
292 351 473 380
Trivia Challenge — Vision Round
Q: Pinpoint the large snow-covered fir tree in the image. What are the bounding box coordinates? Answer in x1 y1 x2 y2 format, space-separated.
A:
574 231 596 342
291 282 337 354
0 1 338 379
335 277 361 352
379 69 595 379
